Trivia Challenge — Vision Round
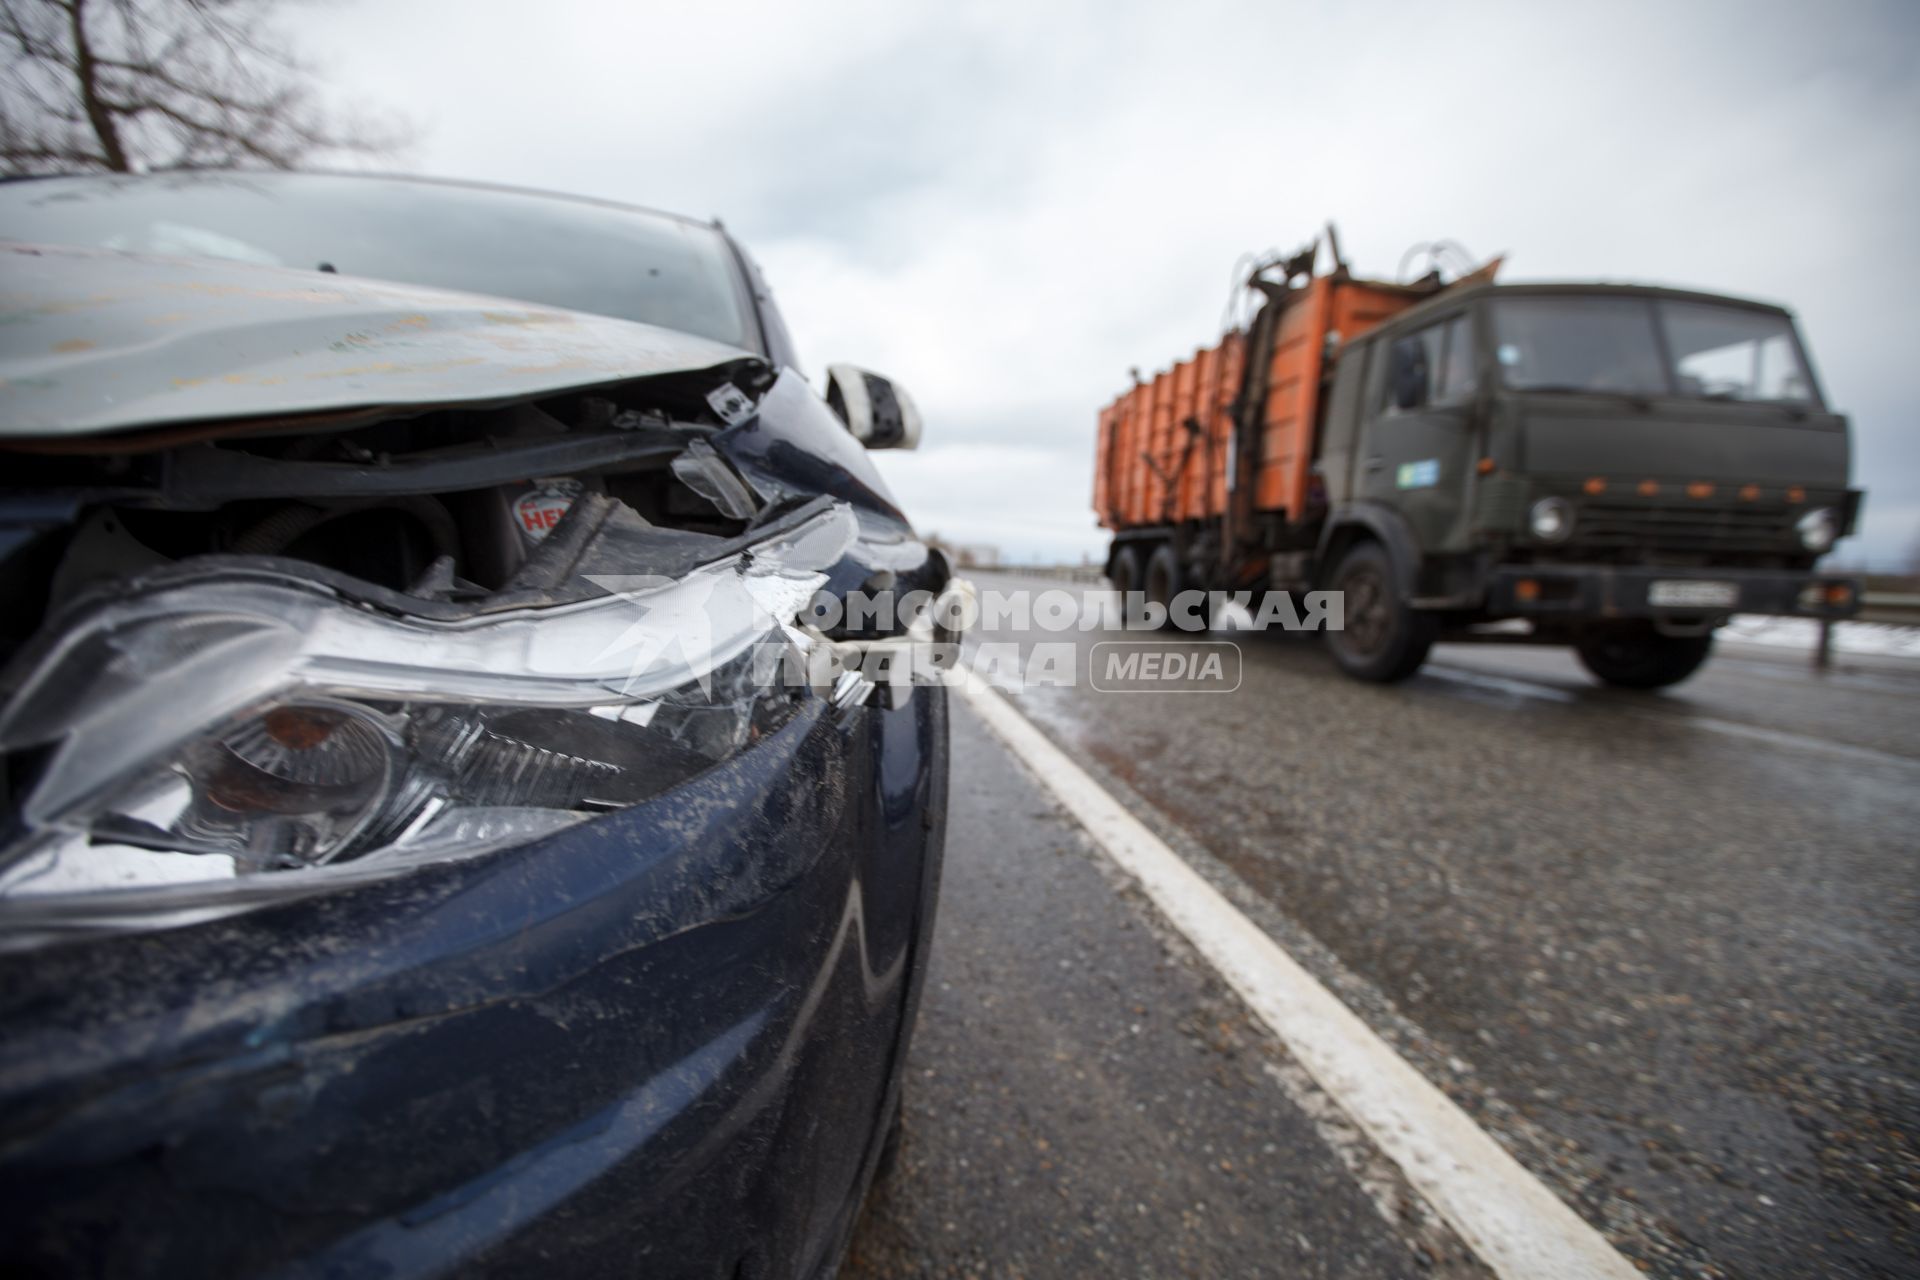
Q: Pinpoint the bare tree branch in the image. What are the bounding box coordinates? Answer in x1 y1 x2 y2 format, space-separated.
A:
0 0 410 175
68 0 130 170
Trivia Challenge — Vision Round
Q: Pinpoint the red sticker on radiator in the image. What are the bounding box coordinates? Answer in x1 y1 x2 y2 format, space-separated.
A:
515 487 575 541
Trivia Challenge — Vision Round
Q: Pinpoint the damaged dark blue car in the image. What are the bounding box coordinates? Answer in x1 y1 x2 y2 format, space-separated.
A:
0 173 960 1277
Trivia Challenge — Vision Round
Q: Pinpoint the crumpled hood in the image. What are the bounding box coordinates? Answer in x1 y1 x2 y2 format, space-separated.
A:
0 242 762 437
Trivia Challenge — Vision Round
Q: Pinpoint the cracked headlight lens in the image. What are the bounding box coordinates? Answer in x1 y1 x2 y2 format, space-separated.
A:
0 505 855 907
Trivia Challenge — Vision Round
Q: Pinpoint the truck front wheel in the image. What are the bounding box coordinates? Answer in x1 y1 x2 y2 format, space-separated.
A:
1324 542 1435 682
1574 624 1714 689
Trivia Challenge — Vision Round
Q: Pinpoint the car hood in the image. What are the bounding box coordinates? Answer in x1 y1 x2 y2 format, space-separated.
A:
0 241 761 438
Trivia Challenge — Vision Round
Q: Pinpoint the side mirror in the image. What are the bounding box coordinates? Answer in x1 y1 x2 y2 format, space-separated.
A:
825 364 922 450
1389 337 1429 410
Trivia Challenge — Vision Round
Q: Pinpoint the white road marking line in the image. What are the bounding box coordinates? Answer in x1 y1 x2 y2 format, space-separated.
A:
1675 714 1920 771
1424 664 1580 705
950 670 1639 1280
1428 663 1919 769
1710 654 1920 695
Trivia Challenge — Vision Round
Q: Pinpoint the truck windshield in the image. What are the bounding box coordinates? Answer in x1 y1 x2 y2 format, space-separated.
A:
1492 296 1817 406
1659 301 1815 404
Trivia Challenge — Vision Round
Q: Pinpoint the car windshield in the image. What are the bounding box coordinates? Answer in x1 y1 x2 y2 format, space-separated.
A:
0 172 754 350
1491 295 1817 405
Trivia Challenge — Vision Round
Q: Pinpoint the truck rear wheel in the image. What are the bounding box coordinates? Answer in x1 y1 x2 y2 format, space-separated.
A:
1112 544 1157 627
1574 624 1714 689
1109 545 1141 597
1324 542 1435 682
1146 543 1184 631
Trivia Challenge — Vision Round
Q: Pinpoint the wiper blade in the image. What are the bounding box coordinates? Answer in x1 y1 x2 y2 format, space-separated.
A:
1683 390 1811 418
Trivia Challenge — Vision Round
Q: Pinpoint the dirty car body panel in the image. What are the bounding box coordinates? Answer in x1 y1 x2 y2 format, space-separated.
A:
0 690 946 1279
0 172 949 1277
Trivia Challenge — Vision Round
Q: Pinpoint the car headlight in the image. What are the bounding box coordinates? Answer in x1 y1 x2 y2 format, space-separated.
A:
1528 496 1574 543
1796 507 1837 553
0 504 857 910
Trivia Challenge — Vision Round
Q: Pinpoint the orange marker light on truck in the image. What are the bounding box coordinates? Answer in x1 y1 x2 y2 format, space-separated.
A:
1477 457 1496 476
1515 579 1541 603
1638 480 1660 497
1583 477 1606 495
1787 485 1806 503
1739 484 1761 501
1687 482 1715 499
1826 583 1854 607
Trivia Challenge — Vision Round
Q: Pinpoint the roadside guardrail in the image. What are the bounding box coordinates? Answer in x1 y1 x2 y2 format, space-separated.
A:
1855 592 1920 626
1818 591 1920 669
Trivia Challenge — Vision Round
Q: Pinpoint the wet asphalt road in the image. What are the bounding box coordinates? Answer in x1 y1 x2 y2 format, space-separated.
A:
842 709 1476 1279
845 573 1918 1280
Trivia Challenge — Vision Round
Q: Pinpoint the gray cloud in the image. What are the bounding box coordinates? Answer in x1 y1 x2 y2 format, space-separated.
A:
292 0 1920 566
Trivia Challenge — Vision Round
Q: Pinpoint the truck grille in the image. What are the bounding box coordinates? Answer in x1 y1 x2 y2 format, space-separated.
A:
1570 499 1796 552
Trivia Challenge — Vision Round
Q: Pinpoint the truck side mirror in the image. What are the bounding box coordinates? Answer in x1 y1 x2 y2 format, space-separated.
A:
1390 337 1429 410
825 364 923 450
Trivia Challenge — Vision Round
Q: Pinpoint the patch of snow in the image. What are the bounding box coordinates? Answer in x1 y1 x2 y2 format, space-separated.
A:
1719 614 1920 659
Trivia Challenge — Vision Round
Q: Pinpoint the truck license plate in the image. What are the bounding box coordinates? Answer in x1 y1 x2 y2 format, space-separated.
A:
1648 579 1739 609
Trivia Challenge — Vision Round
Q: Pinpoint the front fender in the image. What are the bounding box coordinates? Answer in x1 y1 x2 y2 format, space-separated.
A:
1316 502 1423 595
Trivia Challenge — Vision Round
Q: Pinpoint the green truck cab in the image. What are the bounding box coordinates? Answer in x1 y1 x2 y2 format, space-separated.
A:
1311 282 1862 685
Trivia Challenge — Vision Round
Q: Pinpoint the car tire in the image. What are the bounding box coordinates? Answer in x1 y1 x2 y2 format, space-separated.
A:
1574 624 1714 689
1323 541 1435 682
874 1095 905 1184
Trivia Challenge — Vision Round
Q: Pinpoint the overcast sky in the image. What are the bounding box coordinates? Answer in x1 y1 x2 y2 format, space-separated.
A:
290 0 1920 568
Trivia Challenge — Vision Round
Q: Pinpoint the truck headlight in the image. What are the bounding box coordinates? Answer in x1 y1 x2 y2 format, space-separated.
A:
1796 507 1837 553
1528 497 1574 543
0 505 855 916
